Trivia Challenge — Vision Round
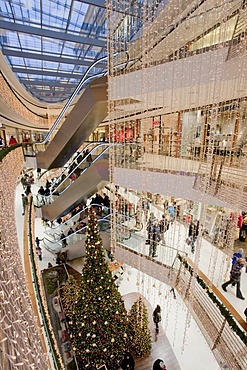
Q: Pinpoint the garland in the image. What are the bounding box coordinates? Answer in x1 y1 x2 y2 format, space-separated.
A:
177 254 247 345
28 197 64 369
0 144 22 161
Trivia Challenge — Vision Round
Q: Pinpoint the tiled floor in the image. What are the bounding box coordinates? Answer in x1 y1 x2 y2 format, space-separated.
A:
15 171 246 370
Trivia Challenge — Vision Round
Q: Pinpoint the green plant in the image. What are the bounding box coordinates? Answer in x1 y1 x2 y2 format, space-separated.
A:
0 144 22 161
28 197 63 369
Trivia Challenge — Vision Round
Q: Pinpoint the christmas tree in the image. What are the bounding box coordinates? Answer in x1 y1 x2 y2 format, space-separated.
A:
128 297 152 357
67 210 129 369
62 275 79 317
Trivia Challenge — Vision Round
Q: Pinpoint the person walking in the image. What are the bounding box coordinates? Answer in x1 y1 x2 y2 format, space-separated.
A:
231 248 244 285
148 220 161 258
38 186 45 205
35 237 41 248
159 214 169 245
188 220 199 253
36 247 42 261
152 359 167 370
21 193 28 215
222 258 245 300
153 304 162 333
60 232 67 248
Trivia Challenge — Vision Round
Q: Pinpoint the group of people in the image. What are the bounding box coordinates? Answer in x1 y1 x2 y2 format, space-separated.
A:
37 183 52 205
56 193 110 249
66 148 93 179
0 134 19 147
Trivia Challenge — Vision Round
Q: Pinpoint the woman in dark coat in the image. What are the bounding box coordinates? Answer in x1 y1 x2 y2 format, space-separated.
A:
222 258 245 299
188 220 199 253
153 305 162 333
153 359 166 370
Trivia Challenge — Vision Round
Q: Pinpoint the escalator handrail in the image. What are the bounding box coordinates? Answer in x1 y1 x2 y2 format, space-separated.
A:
42 141 138 199
30 52 138 146
48 142 110 196
33 57 108 146
43 213 111 245
47 203 110 231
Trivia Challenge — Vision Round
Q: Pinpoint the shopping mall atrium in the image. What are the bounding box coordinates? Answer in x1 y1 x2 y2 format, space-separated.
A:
0 0 246 369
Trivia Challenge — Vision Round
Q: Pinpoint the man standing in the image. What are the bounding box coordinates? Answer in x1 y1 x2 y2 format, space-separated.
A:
21 193 28 215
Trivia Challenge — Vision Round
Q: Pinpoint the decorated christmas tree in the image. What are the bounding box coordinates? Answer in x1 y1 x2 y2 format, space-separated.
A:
62 275 79 317
67 210 129 369
128 297 152 357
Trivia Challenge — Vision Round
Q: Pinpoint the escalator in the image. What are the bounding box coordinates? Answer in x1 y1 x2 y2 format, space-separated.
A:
36 76 107 170
41 157 109 221
42 212 111 260
46 142 109 198
36 141 138 220
35 143 109 220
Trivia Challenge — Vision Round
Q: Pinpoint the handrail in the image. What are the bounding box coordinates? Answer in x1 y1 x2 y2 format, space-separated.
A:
43 213 111 247
174 254 247 369
48 142 110 197
183 255 247 332
45 203 110 233
35 142 139 207
36 56 108 145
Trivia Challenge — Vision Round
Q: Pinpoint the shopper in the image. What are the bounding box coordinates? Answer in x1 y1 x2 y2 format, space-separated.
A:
153 359 167 370
38 186 45 205
60 232 67 248
188 220 199 253
148 220 161 258
153 305 162 333
21 193 28 215
37 167 41 179
159 214 169 245
9 135 17 146
36 247 42 261
222 258 245 300
35 237 41 248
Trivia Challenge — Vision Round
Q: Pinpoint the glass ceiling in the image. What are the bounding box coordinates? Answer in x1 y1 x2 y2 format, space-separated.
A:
0 0 110 102
0 0 165 103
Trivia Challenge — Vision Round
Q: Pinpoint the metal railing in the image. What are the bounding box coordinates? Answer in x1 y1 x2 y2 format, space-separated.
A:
173 256 247 370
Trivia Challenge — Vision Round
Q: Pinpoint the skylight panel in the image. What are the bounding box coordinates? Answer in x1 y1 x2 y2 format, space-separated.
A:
42 0 71 29
0 0 12 17
2 31 20 47
19 33 41 50
42 39 63 54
